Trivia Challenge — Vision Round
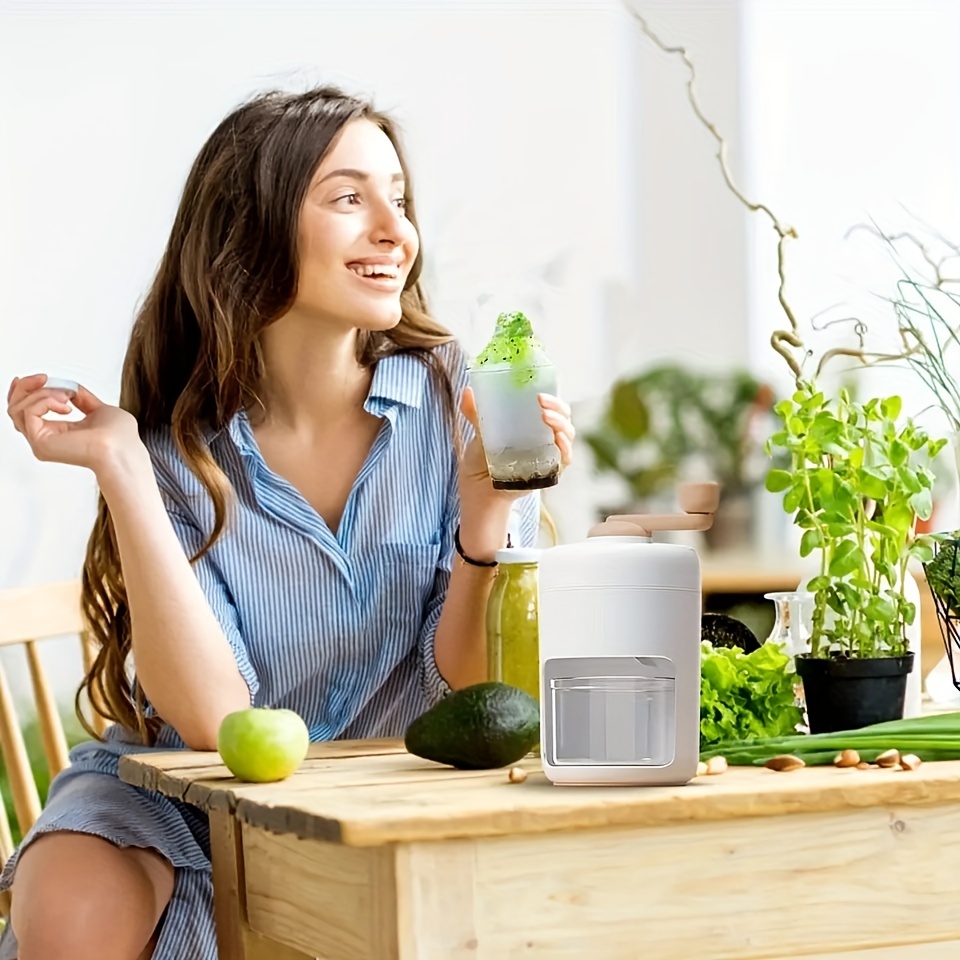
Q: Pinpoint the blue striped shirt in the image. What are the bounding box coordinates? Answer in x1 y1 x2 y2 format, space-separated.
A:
0 346 541 960
146 347 540 746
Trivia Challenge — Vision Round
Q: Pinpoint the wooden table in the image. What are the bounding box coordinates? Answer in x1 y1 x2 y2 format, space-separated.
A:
119 740 960 960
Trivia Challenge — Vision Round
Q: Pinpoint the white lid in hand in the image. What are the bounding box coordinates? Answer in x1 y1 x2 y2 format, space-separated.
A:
43 377 78 396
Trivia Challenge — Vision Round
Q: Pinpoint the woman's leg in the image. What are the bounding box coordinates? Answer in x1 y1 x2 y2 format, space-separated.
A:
9 831 175 960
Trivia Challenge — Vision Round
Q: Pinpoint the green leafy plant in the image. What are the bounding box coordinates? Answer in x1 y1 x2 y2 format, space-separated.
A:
765 382 947 659
584 364 769 502
699 640 803 748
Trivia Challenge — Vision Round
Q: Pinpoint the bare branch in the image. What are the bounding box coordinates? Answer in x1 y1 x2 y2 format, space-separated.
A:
813 346 918 379
623 1 803 378
846 223 960 289
624 1 958 407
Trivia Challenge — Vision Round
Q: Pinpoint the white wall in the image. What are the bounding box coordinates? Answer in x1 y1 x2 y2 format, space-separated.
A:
618 0 750 374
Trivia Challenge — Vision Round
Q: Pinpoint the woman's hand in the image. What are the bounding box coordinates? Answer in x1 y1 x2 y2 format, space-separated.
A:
456 387 575 561
7 374 145 476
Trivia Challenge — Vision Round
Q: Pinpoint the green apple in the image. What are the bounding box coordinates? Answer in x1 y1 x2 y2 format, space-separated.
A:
217 707 310 783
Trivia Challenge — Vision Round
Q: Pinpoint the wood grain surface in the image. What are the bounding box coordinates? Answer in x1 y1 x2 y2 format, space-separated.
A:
118 739 960 847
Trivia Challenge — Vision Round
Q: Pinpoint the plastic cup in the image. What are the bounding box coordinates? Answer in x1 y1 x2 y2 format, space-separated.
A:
468 360 561 490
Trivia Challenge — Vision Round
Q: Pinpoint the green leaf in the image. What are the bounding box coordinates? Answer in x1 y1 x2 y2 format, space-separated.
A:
894 466 922 495
608 381 650 440
765 469 792 493
881 396 902 420
783 486 804 513
800 528 822 557
909 488 933 521
909 540 935 564
829 541 865 578
838 581 863 611
902 600 917 625
889 439 909 466
864 596 897 623
883 501 915 534
859 470 888 500
826 523 856 538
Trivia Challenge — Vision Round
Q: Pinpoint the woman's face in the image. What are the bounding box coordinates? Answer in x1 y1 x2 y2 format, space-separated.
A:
293 118 419 332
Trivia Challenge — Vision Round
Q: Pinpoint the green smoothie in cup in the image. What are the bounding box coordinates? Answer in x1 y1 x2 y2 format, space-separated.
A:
469 311 561 490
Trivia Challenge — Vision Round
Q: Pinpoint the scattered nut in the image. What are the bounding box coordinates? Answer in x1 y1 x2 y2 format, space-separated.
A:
765 755 806 772
875 749 901 768
696 761 708 777
507 766 528 783
899 754 922 772
834 749 861 768
856 761 872 769
705 756 728 776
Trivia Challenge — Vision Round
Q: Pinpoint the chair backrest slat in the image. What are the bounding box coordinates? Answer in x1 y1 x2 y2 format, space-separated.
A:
25 641 71 777
0 659 42 833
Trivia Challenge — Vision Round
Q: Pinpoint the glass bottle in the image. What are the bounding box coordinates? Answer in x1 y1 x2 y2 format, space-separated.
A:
765 590 812 725
486 545 541 702
763 591 812 658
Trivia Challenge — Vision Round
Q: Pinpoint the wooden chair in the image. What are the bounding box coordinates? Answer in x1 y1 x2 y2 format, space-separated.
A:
0 580 109 914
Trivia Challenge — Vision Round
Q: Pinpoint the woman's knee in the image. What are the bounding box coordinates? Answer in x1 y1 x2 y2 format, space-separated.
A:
9 832 174 960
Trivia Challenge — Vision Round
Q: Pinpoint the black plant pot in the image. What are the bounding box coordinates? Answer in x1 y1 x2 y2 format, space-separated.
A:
795 653 915 734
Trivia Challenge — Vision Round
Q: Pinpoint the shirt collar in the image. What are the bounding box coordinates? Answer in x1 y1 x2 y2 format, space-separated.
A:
223 351 428 455
364 351 428 412
226 409 256 456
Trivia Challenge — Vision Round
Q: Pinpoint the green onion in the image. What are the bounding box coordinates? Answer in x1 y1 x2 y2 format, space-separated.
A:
699 712 960 766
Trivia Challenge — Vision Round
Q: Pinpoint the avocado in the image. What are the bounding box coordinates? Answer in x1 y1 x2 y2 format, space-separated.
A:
404 682 540 770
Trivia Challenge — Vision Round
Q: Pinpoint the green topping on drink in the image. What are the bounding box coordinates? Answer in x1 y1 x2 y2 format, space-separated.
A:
474 311 549 385
475 311 542 368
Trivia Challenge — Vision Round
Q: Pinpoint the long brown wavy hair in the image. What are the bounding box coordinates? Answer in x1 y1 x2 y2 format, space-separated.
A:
77 86 458 744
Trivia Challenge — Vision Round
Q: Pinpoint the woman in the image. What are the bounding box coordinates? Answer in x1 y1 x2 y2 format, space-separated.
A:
2 86 574 960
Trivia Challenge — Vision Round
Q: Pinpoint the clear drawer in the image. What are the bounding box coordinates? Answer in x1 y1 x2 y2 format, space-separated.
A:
550 675 675 766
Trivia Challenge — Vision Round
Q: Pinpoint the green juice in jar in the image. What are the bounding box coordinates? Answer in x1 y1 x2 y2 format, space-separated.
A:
486 546 541 703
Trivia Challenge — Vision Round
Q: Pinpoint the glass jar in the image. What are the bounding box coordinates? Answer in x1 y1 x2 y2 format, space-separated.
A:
763 591 812 658
486 546 541 701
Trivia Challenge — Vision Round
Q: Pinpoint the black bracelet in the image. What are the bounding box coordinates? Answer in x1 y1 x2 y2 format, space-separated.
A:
454 524 499 567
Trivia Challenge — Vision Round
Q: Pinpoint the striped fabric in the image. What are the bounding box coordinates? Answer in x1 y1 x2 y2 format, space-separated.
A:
0 346 539 960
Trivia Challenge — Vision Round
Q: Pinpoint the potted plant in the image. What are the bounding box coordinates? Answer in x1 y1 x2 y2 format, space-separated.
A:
765 381 947 732
583 363 774 550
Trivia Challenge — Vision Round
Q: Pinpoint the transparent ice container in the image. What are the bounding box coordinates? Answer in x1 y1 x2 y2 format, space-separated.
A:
468 362 561 490
550 676 676 766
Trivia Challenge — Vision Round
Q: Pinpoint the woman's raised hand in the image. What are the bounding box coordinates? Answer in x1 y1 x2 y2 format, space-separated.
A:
7 374 143 474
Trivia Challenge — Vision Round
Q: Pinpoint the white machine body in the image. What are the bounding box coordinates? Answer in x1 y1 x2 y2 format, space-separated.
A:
538 536 702 786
